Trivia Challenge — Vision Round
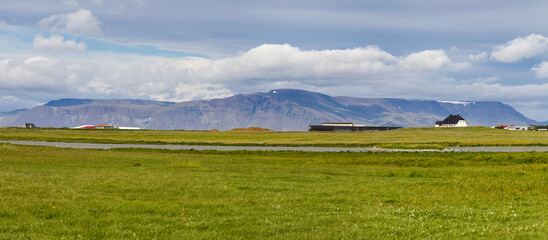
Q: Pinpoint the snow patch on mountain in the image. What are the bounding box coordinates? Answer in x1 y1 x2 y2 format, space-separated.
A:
438 100 476 106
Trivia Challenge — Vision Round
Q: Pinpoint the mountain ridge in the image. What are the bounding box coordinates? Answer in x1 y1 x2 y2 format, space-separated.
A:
0 89 540 130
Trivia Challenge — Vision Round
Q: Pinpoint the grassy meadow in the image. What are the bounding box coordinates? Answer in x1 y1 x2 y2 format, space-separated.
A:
3 126 548 149
1 143 547 239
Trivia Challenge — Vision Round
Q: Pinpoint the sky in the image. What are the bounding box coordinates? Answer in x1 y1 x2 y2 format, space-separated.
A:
2 0 548 121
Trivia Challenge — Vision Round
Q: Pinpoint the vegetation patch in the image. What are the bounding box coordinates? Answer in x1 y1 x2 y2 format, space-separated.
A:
169 160 201 168
4 127 548 149
226 127 273 132
0 143 547 239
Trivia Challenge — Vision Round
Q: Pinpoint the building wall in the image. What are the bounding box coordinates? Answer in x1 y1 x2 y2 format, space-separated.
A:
506 126 532 130
456 120 468 127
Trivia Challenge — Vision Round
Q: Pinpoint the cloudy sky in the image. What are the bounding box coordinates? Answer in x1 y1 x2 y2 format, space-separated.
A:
2 0 548 120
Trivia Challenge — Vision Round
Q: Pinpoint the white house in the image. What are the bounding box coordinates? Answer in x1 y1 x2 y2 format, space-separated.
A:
435 114 468 127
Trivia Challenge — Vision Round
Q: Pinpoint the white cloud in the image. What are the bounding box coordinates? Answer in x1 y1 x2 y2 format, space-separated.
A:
0 57 67 90
0 95 41 112
171 83 233 102
469 52 488 61
0 43 473 105
38 9 101 36
400 49 467 71
0 54 229 103
205 44 467 83
491 34 548 63
531 61 548 78
204 44 399 82
33 34 86 52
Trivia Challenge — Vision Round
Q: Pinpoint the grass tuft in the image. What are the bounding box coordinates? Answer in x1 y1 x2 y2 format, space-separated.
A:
169 160 201 168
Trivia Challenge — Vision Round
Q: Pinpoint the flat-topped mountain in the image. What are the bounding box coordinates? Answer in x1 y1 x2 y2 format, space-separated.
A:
0 89 538 130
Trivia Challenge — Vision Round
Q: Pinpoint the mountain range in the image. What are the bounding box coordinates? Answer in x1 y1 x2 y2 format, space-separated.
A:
0 89 541 131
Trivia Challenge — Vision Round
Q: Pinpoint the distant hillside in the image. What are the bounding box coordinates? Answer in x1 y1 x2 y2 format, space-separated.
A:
333 97 534 127
0 89 539 130
0 99 175 129
0 109 27 117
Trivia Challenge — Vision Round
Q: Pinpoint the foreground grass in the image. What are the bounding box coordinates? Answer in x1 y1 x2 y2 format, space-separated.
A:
0 144 547 239
3 127 548 148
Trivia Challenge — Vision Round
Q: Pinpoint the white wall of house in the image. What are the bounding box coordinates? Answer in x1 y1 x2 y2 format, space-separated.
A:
505 125 532 130
456 120 468 127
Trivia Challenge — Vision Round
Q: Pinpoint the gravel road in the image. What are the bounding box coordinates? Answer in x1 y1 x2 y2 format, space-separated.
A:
3 140 548 152
454 146 548 152
0 140 422 152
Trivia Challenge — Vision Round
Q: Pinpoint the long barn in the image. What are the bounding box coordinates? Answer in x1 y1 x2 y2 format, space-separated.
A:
309 122 401 131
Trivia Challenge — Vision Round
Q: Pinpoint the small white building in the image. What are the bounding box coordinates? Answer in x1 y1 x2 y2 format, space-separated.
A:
492 125 533 130
505 125 533 131
435 114 468 127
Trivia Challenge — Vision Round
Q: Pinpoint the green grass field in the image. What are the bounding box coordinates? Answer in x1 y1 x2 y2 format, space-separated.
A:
1 143 547 239
3 126 548 149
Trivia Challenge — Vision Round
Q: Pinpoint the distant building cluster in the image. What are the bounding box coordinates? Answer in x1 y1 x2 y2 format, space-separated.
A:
308 113 547 132
72 123 140 130
17 113 544 132
491 125 534 131
309 122 401 131
434 114 542 130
